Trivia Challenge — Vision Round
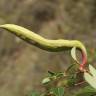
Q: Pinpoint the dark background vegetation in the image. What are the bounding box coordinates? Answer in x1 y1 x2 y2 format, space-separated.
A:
0 0 96 96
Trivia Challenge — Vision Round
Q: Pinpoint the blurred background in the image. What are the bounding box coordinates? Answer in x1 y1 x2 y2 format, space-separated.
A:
0 0 96 96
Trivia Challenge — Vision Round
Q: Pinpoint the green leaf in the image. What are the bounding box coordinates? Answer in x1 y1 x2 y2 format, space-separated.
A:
56 72 64 78
89 64 96 77
50 87 64 96
48 71 55 76
76 86 96 96
84 72 96 89
84 65 96 89
71 47 79 63
76 91 96 96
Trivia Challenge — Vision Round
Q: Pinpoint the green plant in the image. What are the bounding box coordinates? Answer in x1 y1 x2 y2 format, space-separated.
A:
1 24 96 96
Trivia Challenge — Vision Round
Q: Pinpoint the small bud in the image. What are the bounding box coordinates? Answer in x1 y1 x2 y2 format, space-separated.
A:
42 77 51 84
